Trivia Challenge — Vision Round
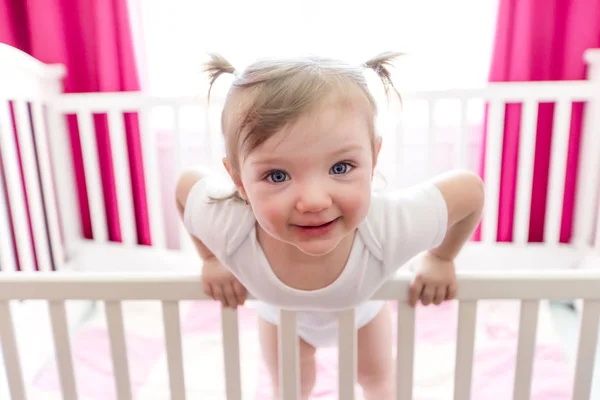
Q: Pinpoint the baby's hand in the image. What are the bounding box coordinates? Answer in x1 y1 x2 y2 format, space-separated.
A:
407 251 457 307
201 258 247 308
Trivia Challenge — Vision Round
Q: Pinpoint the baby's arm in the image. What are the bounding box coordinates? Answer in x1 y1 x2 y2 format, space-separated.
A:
428 170 484 261
175 168 216 261
375 169 484 306
406 170 484 307
175 168 247 308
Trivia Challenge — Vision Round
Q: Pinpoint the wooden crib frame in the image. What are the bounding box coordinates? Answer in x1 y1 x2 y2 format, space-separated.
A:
1 42 600 399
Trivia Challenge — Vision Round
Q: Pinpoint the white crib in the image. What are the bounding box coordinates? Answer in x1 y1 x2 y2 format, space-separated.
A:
1 42 600 399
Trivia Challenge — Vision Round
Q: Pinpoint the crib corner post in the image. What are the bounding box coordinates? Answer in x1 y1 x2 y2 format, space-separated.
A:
573 49 600 249
584 49 600 81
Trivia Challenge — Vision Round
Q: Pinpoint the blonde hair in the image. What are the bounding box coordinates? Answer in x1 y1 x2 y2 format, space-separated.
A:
203 51 402 201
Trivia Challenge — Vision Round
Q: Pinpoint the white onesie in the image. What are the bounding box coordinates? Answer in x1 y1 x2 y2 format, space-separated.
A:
183 176 448 348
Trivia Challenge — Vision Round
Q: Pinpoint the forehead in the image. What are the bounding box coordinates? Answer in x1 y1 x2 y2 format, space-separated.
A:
249 101 373 162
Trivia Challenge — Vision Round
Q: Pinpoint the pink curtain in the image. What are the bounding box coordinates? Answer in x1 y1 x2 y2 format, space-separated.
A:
475 0 600 243
0 0 151 259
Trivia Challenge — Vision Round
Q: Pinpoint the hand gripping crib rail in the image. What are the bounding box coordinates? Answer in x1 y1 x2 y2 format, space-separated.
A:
2 42 600 399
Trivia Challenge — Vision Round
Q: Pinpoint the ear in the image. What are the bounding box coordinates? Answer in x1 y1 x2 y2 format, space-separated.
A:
222 157 248 199
222 157 233 176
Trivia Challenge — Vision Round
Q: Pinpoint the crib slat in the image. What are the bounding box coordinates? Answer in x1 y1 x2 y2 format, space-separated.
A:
381 112 399 187
221 307 242 400
513 300 539 400
13 100 53 272
207 102 222 169
139 107 166 248
279 310 300 400
162 301 187 399
172 105 183 174
426 100 436 177
545 100 572 244
595 206 600 250
77 111 108 242
482 100 506 242
49 301 78 399
375 111 396 187
572 300 600 400
0 162 18 272
396 302 416 400
107 110 137 245
513 101 538 244
105 301 133 400
0 301 27 399
572 95 600 247
338 309 357 400
172 105 193 253
454 99 469 169
30 102 64 269
0 99 35 271
454 301 477 399
46 108 81 258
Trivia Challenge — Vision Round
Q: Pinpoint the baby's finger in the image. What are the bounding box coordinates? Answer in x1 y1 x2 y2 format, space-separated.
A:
446 282 458 300
432 286 446 305
212 284 225 305
420 284 435 306
222 283 238 308
203 281 215 301
232 281 247 305
408 276 423 307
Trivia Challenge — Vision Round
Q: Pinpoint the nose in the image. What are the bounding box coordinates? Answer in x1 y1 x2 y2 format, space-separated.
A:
295 181 332 213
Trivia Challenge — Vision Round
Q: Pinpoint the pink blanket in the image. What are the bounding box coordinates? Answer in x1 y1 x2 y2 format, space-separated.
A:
32 299 572 399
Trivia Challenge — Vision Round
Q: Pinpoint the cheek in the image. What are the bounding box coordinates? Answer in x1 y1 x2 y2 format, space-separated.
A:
338 179 372 220
342 193 370 217
259 203 285 224
247 188 288 229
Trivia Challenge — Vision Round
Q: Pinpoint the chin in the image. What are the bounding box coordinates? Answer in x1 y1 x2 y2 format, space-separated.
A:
296 245 336 257
293 237 344 257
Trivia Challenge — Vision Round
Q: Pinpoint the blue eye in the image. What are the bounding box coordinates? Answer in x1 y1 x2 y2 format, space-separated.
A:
267 170 289 183
330 162 352 175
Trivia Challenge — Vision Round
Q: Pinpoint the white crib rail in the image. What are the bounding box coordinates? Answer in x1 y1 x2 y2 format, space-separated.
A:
0 270 600 399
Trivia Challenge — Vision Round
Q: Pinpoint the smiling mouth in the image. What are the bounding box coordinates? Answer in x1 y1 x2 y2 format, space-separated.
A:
295 217 339 230
301 221 333 229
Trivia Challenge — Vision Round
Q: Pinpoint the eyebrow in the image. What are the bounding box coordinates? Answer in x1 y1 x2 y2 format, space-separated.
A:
249 144 365 166
332 144 365 156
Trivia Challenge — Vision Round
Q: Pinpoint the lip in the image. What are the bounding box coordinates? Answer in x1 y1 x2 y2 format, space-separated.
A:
293 218 339 238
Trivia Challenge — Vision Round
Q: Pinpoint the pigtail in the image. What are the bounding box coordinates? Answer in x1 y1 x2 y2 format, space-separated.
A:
363 51 403 103
203 52 237 102
201 53 247 204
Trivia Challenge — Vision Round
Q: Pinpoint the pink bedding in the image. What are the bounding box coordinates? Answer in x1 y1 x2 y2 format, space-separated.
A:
31 299 572 399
